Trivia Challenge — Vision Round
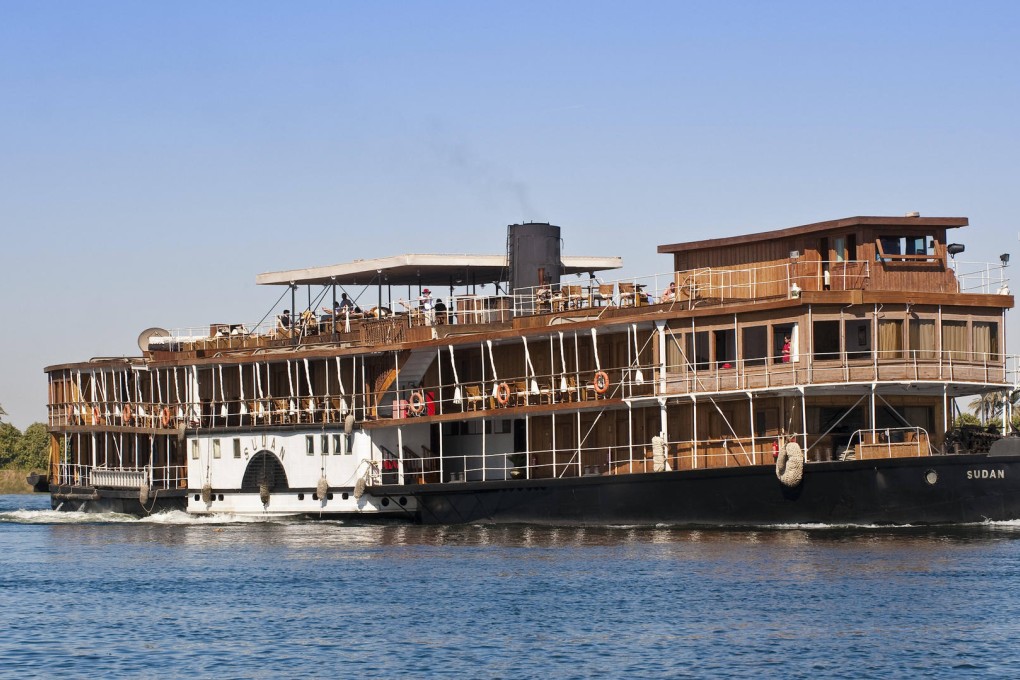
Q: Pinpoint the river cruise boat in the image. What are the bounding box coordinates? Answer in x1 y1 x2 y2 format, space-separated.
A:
39 216 1020 524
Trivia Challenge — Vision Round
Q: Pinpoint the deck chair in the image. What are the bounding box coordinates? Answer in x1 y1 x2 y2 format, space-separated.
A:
273 399 292 424
465 385 485 411
513 381 530 407
563 285 584 309
618 282 636 307
591 283 616 306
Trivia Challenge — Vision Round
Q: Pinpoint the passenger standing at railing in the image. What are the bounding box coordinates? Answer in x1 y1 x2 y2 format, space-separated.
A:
782 336 791 363
434 298 447 324
279 310 292 330
419 288 435 325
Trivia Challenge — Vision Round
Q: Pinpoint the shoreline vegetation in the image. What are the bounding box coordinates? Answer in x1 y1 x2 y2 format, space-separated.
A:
0 421 48 493
0 469 34 494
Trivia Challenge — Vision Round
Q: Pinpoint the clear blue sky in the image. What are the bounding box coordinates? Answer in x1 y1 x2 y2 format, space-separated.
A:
1 1 1017 428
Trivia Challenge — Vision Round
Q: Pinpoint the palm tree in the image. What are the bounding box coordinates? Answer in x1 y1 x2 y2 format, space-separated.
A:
969 391 1007 424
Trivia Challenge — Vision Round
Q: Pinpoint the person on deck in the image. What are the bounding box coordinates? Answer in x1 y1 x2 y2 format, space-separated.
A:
660 281 677 303
782 335 791 363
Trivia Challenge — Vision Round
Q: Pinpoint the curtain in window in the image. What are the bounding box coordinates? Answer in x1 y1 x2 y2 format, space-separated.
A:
909 320 936 360
941 321 968 362
974 322 999 361
878 320 903 359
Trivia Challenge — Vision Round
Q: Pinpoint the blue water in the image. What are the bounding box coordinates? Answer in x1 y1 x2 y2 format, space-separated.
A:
3 494 1020 679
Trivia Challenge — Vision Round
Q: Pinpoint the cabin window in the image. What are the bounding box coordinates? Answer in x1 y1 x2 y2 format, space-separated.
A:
876 235 937 262
832 236 846 263
233 439 241 459
845 319 871 359
321 435 329 455
908 319 936 359
689 332 710 371
974 322 999 361
332 434 344 455
306 435 315 455
941 321 968 361
878 320 903 360
773 324 797 363
754 408 778 436
902 406 935 433
665 330 685 371
714 329 735 369
742 327 768 366
212 439 221 459
813 321 840 360
191 440 200 460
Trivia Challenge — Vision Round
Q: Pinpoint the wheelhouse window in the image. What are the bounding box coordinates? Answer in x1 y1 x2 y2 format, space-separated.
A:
306 435 315 455
233 439 242 459
212 439 221 459
876 235 938 263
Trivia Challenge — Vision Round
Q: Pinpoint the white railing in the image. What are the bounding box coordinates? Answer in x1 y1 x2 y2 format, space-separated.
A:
952 261 1010 295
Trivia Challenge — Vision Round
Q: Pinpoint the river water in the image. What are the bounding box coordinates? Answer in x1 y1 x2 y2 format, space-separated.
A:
3 494 1020 678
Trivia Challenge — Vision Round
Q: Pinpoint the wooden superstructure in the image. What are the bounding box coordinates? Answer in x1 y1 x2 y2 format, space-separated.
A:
42 216 1016 518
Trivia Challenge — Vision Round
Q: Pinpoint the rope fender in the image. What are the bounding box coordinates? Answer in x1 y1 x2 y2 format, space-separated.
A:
775 441 804 487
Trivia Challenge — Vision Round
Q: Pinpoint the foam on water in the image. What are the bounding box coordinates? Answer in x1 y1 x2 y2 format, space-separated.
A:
0 507 296 526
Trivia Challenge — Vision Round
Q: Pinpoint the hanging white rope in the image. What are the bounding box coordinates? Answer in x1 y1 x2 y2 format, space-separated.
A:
448 345 462 405
558 331 568 392
174 367 185 420
633 324 645 384
522 336 539 394
335 356 349 415
303 358 315 418
218 365 228 418
486 339 500 398
239 364 248 416
591 328 602 371
285 360 296 417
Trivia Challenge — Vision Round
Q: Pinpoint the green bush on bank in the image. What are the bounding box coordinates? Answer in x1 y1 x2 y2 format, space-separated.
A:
0 422 49 470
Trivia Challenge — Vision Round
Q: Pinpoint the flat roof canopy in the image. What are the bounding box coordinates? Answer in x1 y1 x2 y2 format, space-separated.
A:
256 253 623 287
657 215 968 254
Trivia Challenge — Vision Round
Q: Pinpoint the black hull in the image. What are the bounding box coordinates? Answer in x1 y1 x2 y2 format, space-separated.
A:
374 454 1020 526
49 486 188 515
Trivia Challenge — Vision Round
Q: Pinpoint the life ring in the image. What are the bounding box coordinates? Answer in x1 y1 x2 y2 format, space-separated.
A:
122 404 133 424
92 406 102 425
776 441 804 488
593 371 610 395
495 382 511 406
160 407 171 428
408 390 425 416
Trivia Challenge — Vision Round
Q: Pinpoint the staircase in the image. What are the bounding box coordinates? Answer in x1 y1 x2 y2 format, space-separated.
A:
372 348 437 417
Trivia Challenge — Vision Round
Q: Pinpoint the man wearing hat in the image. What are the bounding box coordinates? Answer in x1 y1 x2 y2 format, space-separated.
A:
418 288 435 326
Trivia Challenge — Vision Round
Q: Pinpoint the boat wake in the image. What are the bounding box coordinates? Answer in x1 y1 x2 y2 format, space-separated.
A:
0 508 295 526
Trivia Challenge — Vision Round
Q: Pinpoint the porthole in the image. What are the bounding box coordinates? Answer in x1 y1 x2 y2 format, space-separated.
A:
194 494 200 502
298 493 305 501
327 492 334 500
381 498 390 507
218 494 224 501
341 492 349 500
925 469 938 486
399 496 408 506
312 493 319 501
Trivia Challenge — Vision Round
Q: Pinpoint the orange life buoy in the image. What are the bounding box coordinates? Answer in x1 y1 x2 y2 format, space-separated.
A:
495 382 510 406
408 391 425 416
593 371 610 395
160 407 171 427
122 404 133 424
